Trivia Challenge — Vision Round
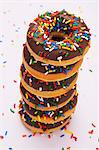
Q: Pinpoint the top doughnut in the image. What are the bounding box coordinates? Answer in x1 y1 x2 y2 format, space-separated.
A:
26 10 91 66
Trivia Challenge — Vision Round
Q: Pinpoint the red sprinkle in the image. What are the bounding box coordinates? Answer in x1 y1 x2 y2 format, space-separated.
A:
14 104 16 109
33 133 36 136
70 134 77 141
13 80 17 83
22 134 27 137
48 135 51 139
88 129 94 134
92 123 96 128
0 136 4 139
96 148 99 150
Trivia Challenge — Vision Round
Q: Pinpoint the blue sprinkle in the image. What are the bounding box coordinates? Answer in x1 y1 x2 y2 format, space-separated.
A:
69 105 73 110
9 148 12 150
60 134 65 137
38 104 44 108
5 131 8 136
28 134 32 138
60 67 63 72
61 114 65 117
61 126 65 130
3 61 7 64
74 17 79 21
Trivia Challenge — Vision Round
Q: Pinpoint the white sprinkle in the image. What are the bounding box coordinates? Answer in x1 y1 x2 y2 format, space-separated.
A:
46 16 51 19
44 34 48 39
57 41 64 44
57 56 62 61
37 96 44 102
81 36 88 40
49 46 55 52
59 111 63 113
63 86 66 89
47 103 50 107
61 121 64 124
39 87 42 91
74 42 79 47
46 42 51 44
45 71 49 75
78 33 82 36
29 59 32 65
62 18 65 23
81 19 84 23
45 48 49 50
29 78 32 83
84 30 90 34
73 45 77 51
56 98 59 102
33 21 37 25
49 111 54 117
41 63 48 66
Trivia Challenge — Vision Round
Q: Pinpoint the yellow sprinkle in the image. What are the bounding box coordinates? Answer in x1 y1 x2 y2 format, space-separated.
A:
37 115 41 121
65 20 71 24
52 22 55 26
55 116 57 120
34 111 38 114
36 42 39 45
25 93 28 99
50 27 53 30
54 17 56 22
62 47 70 50
57 81 60 85
59 59 61 63
64 129 73 135
63 27 67 30
45 66 48 70
31 118 34 122
63 65 66 68
44 116 46 121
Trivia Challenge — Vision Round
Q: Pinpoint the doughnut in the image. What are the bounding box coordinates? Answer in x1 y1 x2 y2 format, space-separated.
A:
19 108 72 134
23 44 83 82
20 83 77 111
19 94 77 124
26 10 91 66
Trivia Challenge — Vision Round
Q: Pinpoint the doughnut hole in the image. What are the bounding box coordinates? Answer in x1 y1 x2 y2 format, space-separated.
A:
50 32 65 42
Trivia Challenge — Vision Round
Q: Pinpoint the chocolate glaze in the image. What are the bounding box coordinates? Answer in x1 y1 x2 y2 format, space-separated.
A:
19 108 70 131
27 11 90 61
21 95 77 120
20 83 76 107
21 64 77 91
23 45 78 74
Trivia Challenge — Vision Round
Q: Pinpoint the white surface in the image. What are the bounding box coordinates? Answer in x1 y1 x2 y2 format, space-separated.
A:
0 1 98 150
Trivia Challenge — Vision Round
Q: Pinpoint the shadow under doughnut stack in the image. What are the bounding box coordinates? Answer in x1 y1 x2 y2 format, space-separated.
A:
19 10 91 134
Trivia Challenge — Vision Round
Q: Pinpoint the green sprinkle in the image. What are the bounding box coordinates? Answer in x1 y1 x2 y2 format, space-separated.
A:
62 148 65 150
10 108 15 114
40 14 44 18
89 69 92 72
60 17 62 22
31 121 35 126
78 47 83 54
38 52 40 56
65 52 69 57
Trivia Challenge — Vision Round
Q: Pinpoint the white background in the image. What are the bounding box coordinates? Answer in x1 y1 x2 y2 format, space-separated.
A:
0 0 99 150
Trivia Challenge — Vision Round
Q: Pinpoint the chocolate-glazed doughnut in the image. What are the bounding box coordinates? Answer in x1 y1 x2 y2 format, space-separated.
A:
26 10 91 66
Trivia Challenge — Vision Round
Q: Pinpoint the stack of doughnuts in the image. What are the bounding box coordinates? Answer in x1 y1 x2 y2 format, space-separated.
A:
19 10 91 134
